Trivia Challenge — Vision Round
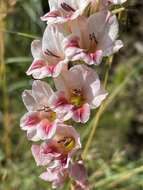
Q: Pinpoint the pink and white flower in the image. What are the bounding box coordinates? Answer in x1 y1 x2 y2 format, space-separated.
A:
64 11 123 65
31 124 81 167
26 25 68 79
41 0 126 25
32 124 81 188
50 64 108 123
20 80 66 141
41 0 90 24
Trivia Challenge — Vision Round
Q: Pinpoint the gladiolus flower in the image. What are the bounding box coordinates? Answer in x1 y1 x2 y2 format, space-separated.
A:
20 80 67 141
64 11 123 65
50 65 108 123
32 124 81 188
41 0 90 24
26 25 68 79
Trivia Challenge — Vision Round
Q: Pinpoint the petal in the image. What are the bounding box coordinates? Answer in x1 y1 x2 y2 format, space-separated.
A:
40 169 57 182
91 88 108 108
49 91 73 114
41 0 89 24
87 11 109 41
27 128 40 141
48 0 59 10
51 60 67 78
31 40 43 59
31 144 55 166
22 90 37 111
70 64 100 94
31 144 41 165
73 65 101 104
96 13 121 56
54 64 85 93
37 120 57 140
42 25 65 58
30 66 53 79
72 103 90 123
32 80 54 107
69 161 87 184
26 59 46 76
20 112 40 130
113 40 124 53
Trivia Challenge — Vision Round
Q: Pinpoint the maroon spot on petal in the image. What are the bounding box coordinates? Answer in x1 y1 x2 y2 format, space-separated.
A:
44 49 60 58
61 2 75 12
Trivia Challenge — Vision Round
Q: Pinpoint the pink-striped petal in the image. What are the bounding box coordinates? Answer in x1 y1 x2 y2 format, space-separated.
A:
72 103 90 123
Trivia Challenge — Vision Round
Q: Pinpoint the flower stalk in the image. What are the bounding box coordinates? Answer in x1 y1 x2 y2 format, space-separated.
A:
19 0 127 189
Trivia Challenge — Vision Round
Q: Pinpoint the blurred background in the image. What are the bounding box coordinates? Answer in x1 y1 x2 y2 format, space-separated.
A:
0 0 143 189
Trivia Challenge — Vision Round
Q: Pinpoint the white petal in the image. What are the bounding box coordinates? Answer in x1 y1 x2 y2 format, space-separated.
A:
87 11 109 40
49 0 59 10
27 129 40 142
31 40 43 59
42 25 65 58
22 90 37 111
91 88 108 108
32 80 54 106
40 170 57 182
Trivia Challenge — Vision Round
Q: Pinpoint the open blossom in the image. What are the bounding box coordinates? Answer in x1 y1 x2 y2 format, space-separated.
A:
41 0 90 24
20 80 67 141
50 64 108 123
41 0 126 25
32 124 81 188
64 11 123 65
26 25 68 79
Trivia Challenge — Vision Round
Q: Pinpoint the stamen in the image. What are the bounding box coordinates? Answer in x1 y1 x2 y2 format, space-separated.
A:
37 106 50 112
72 89 82 96
61 2 75 12
44 49 60 58
88 33 98 53
57 136 75 153
89 33 98 44
70 89 84 107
